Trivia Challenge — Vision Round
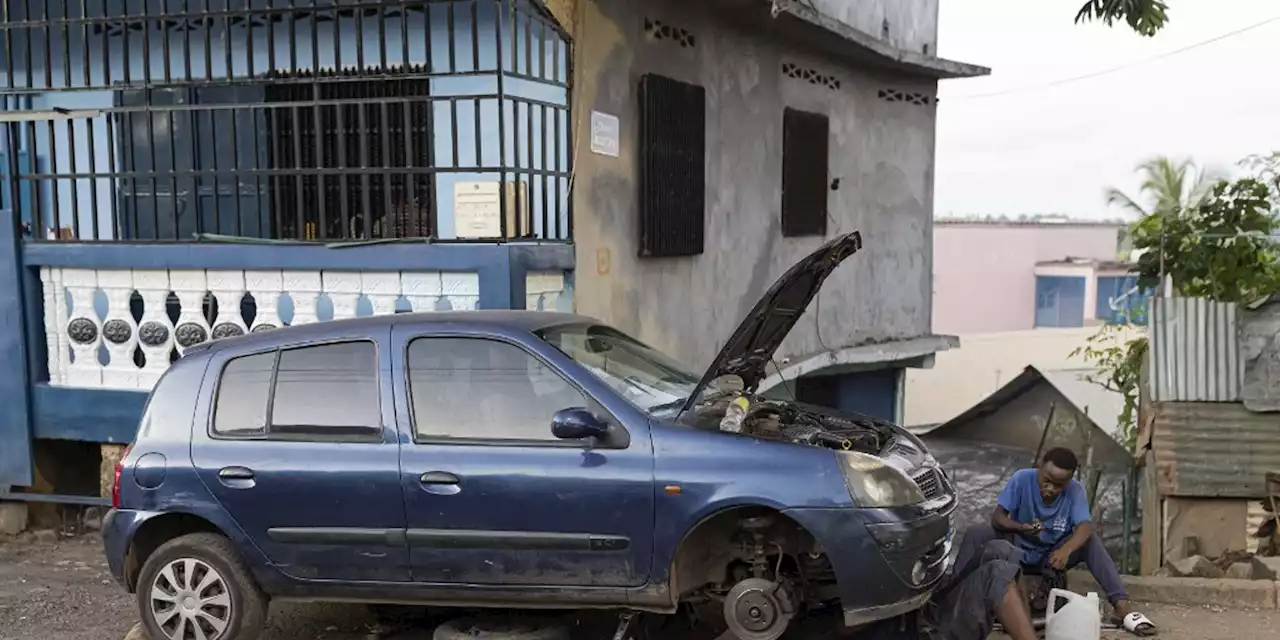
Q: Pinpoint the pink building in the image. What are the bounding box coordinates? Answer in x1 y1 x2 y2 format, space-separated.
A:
932 219 1126 334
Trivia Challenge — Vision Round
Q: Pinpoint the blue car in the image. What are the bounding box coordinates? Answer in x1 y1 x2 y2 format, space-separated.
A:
103 231 955 640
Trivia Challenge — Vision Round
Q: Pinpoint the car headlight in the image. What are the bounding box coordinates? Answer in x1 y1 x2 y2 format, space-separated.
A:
838 451 926 508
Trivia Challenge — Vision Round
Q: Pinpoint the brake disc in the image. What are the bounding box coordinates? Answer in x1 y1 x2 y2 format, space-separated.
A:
722 577 795 640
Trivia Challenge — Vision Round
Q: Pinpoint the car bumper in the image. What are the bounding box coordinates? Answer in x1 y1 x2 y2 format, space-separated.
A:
101 508 148 590
784 498 955 627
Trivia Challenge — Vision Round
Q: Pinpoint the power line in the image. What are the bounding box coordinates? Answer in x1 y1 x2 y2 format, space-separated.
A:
947 15 1280 101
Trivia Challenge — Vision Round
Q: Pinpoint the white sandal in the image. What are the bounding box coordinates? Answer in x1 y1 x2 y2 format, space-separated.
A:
1121 612 1158 636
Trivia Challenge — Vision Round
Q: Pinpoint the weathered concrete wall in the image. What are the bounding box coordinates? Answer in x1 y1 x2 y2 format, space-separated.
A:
808 0 939 54
1162 497 1249 563
571 0 937 371
542 0 577 33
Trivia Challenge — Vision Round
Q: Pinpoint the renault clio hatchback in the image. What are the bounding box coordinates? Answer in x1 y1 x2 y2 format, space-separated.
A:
103 231 956 640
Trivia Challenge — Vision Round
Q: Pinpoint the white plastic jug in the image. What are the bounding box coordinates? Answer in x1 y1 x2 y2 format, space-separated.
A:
1045 588 1101 640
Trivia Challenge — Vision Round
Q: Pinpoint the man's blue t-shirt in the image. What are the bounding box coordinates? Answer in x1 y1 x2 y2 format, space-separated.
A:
997 468 1092 565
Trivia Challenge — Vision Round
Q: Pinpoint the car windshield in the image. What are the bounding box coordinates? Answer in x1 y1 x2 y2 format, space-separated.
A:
536 323 706 416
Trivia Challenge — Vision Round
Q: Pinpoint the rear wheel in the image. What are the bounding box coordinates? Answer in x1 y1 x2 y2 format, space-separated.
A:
136 532 268 640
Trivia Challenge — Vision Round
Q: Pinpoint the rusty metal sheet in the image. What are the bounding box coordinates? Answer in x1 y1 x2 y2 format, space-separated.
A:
1148 297 1242 402
1152 402 1280 498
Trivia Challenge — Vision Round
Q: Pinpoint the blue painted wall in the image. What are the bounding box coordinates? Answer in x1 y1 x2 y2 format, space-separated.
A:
2 1 570 240
795 368 899 423
0 210 34 486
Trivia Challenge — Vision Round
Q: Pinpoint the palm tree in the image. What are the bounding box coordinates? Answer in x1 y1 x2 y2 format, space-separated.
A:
1104 156 1220 219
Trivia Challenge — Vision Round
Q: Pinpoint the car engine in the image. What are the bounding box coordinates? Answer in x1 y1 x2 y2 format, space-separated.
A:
693 393 886 454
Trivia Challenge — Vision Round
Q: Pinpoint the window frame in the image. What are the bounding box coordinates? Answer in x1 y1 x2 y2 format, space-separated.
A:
207 338 384 444
402 334 630 450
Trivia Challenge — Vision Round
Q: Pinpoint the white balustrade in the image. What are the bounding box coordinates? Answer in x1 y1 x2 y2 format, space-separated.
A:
40 267 480 390
525 271 569 312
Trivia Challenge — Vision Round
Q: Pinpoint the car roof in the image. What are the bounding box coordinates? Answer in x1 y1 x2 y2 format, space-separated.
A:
189 311 595 355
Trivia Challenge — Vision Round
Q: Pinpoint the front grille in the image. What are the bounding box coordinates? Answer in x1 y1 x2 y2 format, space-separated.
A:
913 469 943 500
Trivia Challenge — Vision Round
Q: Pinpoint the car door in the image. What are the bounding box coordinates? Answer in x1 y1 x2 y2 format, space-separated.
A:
191 331 410 582
391 325 655 587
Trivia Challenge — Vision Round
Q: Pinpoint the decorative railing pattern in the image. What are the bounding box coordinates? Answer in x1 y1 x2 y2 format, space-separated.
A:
42 267 491 390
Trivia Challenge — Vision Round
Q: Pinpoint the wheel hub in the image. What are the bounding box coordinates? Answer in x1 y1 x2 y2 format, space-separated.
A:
723 578 795 640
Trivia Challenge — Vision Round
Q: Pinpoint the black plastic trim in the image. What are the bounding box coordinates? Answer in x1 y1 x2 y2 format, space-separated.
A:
267 527 407 546
406 529 630 552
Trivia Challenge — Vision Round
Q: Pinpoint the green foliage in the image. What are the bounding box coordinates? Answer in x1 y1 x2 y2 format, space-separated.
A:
1072 327 1147 452
1129 177 1280 301
1078 153 1280 453
1104 157 1219 220
1076 0 1170 36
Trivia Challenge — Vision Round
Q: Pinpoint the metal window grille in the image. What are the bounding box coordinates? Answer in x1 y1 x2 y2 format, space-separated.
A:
781 107 828 237
0 0 572 243
638 73 705 258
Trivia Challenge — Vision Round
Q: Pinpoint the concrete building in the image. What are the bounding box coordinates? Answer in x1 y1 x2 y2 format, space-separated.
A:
563 0 988 424
932 219 1130 334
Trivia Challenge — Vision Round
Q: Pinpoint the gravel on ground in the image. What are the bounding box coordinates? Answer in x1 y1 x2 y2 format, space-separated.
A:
3 530 1279 640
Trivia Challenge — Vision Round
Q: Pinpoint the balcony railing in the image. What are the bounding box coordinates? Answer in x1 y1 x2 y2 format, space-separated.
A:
0 0 573 243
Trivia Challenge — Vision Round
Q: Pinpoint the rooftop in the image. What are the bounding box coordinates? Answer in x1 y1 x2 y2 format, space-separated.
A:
1035 257 1135 272
936 217 1128 228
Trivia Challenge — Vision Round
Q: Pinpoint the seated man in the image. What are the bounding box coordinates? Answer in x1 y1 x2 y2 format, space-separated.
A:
955 447 1157 637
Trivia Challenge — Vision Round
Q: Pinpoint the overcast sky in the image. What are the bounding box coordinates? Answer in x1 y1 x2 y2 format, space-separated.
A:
934 0 1280 220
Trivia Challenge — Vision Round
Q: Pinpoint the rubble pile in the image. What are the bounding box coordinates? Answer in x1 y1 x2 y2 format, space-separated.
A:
1157 551 1280 581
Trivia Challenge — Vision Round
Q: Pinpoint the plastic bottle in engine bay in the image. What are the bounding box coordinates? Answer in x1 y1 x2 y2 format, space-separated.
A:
719 394 751 433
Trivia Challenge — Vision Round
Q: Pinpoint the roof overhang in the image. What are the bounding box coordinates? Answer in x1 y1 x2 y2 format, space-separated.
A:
708 0 990 80
758 334 960 392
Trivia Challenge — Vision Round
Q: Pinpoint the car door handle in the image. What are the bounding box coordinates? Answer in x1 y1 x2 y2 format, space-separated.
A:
218 466 255 480
419 471 459 485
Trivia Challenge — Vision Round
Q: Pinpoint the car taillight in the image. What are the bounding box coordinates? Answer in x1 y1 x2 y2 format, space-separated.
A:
111 445 131 509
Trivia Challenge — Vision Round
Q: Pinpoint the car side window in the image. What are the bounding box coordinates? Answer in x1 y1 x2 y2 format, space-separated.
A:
211 341 381 442
408 337 588 442
212 351 274 437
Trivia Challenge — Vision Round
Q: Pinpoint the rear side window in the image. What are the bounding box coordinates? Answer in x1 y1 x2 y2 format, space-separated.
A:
407 337 588 442
212 341 381 441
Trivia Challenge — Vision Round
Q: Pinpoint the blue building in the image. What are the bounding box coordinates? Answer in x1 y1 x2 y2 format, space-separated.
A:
0 0 575 502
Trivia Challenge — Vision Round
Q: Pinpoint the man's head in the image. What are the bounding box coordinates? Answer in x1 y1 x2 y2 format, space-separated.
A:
1036 447 1078 503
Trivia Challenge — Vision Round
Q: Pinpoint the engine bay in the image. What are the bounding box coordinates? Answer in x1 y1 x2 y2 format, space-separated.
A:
689 392 887 454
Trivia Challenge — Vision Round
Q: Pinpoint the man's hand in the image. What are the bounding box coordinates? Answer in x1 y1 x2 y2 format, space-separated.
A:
1021 519 1043 535
1048 547 1071 571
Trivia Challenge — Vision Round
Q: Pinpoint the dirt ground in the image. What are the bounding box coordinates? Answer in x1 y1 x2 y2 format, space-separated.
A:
2 531 1279 640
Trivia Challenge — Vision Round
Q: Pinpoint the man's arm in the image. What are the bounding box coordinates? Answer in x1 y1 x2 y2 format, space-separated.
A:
991 506 1038 534
1058 520 1095 555
992 475 1038 534
1048 483 1096 569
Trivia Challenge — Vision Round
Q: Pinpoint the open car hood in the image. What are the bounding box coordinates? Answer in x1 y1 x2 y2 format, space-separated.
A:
677 230 864 418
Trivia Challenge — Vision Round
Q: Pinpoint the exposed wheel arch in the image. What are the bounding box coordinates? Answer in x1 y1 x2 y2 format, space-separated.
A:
668 504 821 601
124 511 224 592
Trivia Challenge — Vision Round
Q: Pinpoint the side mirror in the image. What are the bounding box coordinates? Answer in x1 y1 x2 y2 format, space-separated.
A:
551 408 610 441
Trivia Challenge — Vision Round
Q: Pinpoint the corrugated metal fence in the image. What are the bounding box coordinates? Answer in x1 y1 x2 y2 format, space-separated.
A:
1148 297 1242 402
1151 402 1280 497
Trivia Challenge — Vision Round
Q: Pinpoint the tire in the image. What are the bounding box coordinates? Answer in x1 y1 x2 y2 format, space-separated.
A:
432 615 572 640
135 532 268 640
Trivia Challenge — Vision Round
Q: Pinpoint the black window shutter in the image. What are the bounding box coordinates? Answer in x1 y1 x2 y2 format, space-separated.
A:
638 74 706 257
781 108 829 237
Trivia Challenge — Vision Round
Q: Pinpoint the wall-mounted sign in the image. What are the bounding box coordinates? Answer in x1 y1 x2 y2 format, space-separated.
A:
590 110 620 157
453 181 530 239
